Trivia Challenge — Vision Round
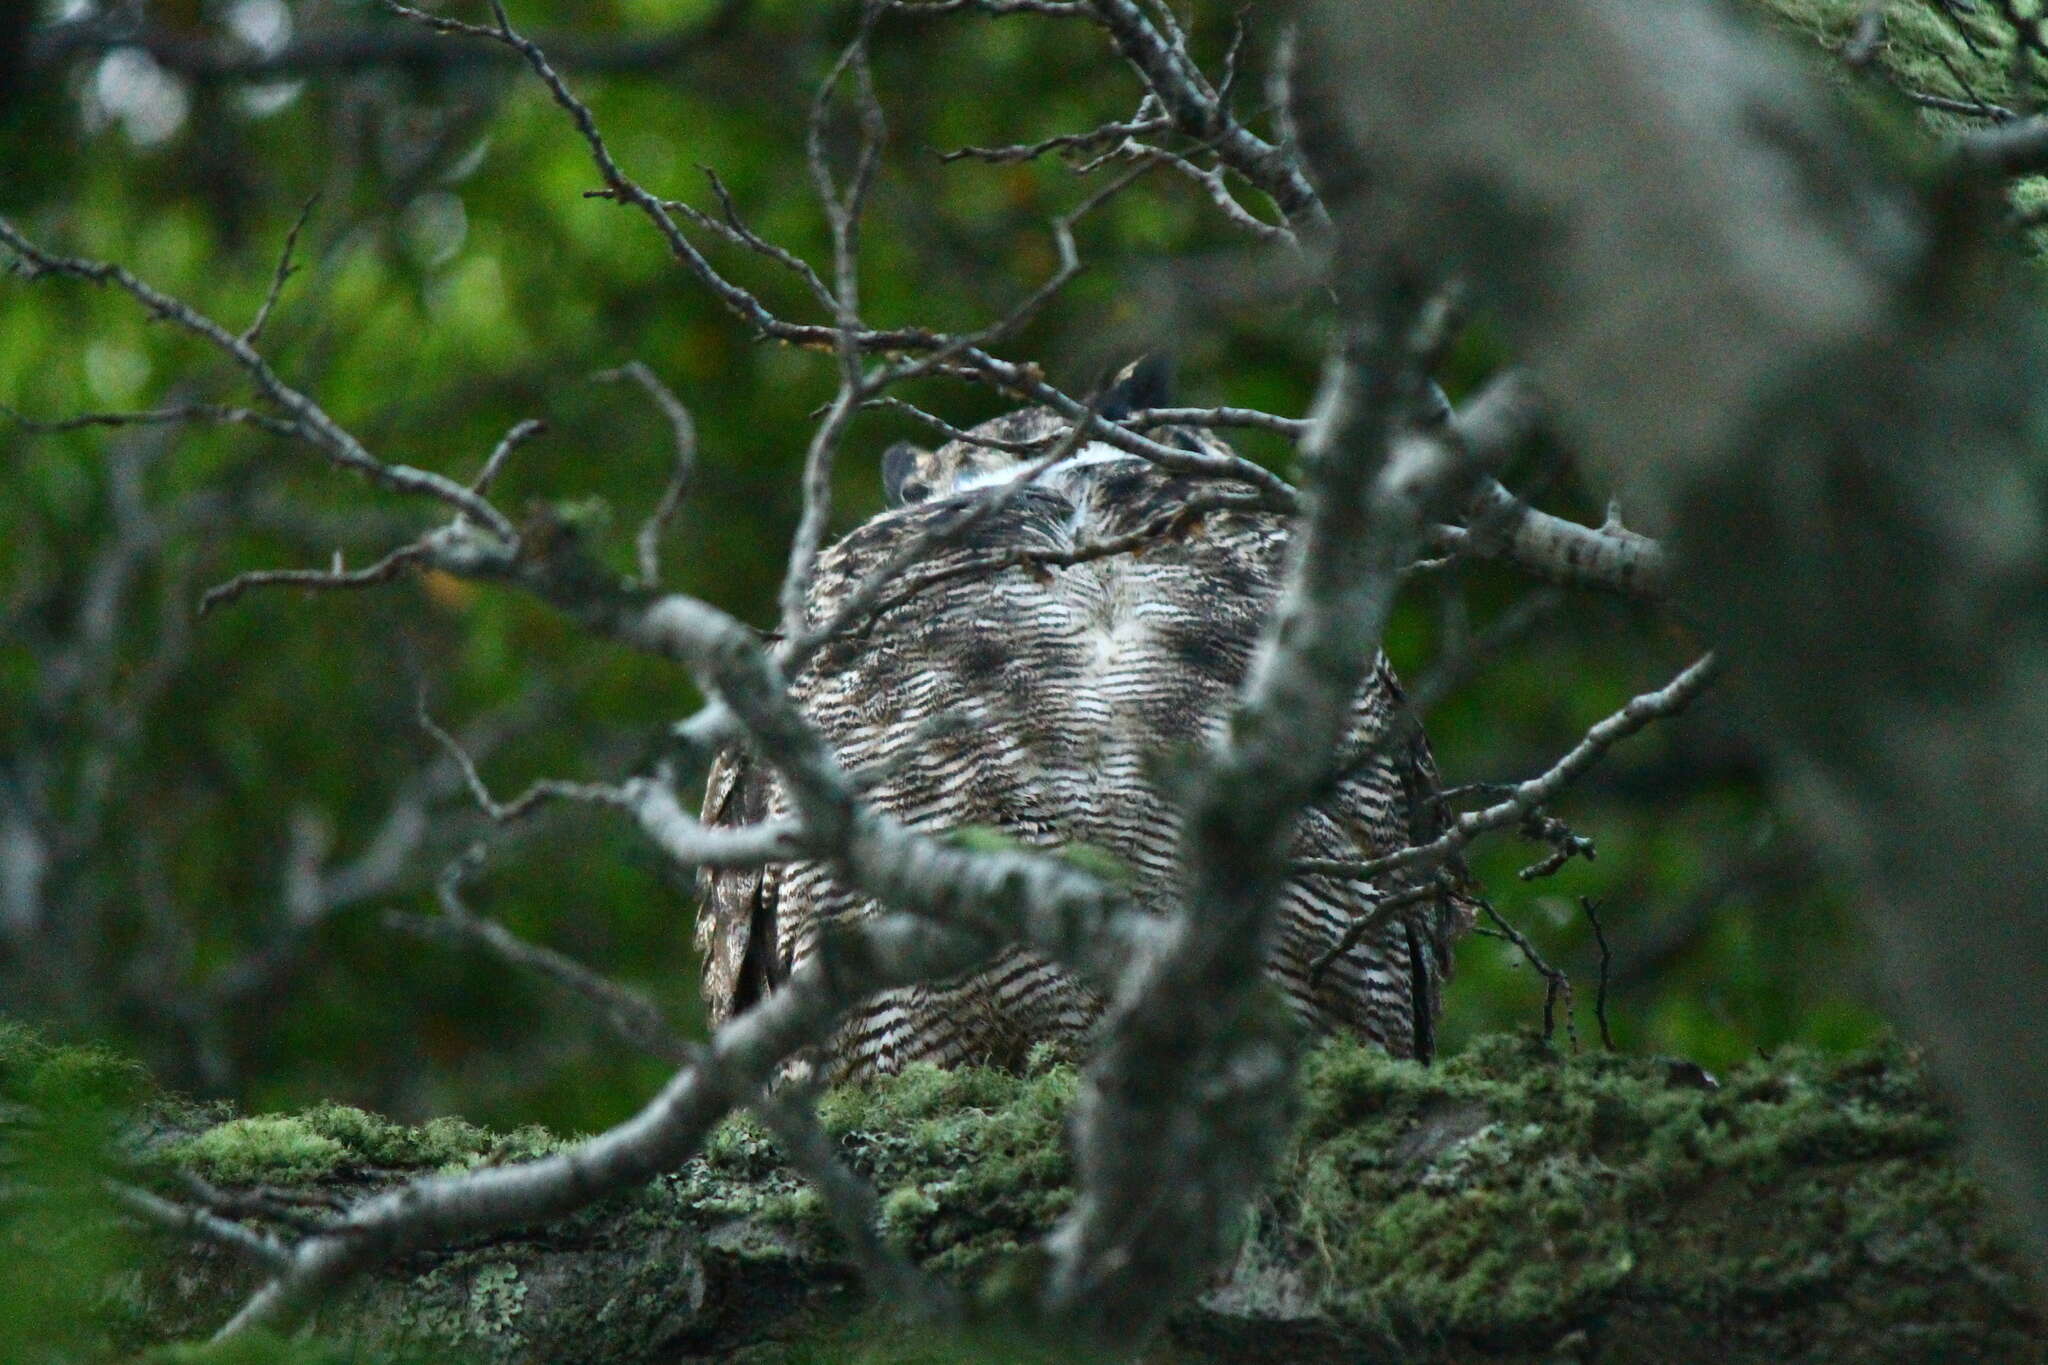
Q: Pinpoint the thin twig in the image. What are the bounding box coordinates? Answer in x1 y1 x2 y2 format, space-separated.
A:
242 194 320 346
1483 899 1577 1050
778 9 889 645
416 692 800 868
1297 653 1719 887
198 541 433 616
3 401 302 439
470 419 549 496
939 111 1171 165
594 363 700 585
390 843 692 1066
111 1182 294 1272
1583 897 1616 1051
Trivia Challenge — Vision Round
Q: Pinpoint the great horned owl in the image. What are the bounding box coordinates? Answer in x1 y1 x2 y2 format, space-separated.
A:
697 365 1471 1080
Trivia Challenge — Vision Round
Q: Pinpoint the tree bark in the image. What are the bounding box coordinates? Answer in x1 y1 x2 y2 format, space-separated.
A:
130 1039 2042 1363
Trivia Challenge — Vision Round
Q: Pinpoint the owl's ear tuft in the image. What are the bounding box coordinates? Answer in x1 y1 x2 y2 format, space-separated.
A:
1098 353 1174 423
883 442 927 507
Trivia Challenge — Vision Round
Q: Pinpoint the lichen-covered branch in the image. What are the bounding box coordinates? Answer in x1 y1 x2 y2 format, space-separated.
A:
214 911 997 1338
1438 479 1673 600
1085 0 1325 228
101 1034 2044 1362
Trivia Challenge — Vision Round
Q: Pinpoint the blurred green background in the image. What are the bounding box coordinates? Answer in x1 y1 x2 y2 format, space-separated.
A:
9 0 1985 1150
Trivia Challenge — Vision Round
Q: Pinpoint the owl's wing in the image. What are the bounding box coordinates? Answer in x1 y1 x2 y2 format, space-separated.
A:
695 743 783 1026
1377 659 1480 1057
1315 658 1480 1061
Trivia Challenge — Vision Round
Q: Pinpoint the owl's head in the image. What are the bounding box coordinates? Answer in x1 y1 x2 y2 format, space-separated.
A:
881 356 1174 509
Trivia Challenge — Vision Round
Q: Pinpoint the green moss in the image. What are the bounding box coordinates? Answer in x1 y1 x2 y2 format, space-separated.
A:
1271 1034 2027 1351
175 1116 353 1185
168 1101 564 1186
1749 0 2030 111
10 1016 2033 1359
670 1061 1082 1277
880 1184 942 1240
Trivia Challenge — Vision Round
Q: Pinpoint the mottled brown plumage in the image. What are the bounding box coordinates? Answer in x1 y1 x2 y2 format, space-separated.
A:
698 397 1471 1080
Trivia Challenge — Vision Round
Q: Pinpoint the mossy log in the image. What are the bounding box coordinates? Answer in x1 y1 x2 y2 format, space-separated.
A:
98 1036 2041 1363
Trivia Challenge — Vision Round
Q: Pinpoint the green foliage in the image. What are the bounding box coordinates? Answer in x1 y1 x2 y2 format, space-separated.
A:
171 1101 560 1186
1 1027 153 1364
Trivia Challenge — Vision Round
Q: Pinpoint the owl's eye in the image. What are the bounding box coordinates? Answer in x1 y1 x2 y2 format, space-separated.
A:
900 480 931 504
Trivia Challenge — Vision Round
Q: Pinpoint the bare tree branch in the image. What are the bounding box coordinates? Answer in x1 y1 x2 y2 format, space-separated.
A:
111 1182 293 1274
3 400 302 440
241 195 318 347
198 542 432 617
0 219 516 542
1302 653 1718 887
384 1 1296 506
778 9 890 646
1086 0 1324 228
1437 479 1673 600
592 363 699 588
469 418 549 497
389 843 693 1067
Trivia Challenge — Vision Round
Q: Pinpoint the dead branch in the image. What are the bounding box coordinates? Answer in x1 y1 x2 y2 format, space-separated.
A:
591 363 700 588
1298 653 1719 892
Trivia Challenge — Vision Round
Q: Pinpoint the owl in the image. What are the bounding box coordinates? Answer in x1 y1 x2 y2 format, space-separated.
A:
697 363 1472 1080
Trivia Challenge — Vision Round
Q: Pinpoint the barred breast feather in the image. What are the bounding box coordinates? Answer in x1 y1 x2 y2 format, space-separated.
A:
697 437 1470 1080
